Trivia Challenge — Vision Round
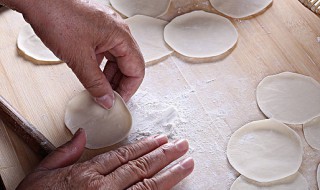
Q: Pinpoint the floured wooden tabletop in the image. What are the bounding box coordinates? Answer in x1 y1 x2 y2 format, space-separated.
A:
0 0 320 189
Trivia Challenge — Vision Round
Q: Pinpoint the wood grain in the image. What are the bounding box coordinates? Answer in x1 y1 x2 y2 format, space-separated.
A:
0 0 319 189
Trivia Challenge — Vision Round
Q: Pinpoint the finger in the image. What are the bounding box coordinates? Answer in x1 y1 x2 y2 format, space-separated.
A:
87 135 168 174
103 60 120 89
36 129 86 170
108 139 190 189
128 157 194 190
68 49 114 109
107 35 145 102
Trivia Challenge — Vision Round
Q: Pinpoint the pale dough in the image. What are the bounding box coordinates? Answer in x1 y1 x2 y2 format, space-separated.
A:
227 119 303 183
209 0 273 19
317 164 320 189
231 173 308 190
303 116 320 150
65 91 132 149
164 11 238 58
17 24 61 64
125 15 173 64
256 72 320 125
110 0 170 17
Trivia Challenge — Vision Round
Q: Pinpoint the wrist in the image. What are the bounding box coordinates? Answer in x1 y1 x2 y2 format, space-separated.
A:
0 0 36 14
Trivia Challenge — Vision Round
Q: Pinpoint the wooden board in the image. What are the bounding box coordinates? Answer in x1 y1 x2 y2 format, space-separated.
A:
0 0 320 189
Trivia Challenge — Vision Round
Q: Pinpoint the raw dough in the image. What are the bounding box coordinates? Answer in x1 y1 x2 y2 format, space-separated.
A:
231 173 308 190
227 119 303 183
164 11 238 58
17 24 61 64
317 164 320 189
209 0 273 19
110 0 170 17
303 116 320 150
256 72 320 124
125 15 173 64
65 91 132 149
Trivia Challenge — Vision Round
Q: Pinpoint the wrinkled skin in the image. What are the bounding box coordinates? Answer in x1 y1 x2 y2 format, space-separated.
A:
2 0 145 109
17 129 194 190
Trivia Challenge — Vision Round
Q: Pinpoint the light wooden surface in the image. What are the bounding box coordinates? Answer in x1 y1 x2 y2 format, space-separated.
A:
0 0 320 189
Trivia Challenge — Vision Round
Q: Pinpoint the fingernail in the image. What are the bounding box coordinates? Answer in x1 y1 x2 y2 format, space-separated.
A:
179 157 194 170
175 139 189 152
95 94 114 109
154 134 168 145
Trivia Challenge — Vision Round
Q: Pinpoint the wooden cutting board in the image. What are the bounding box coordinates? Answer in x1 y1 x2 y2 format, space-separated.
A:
0 0 320 189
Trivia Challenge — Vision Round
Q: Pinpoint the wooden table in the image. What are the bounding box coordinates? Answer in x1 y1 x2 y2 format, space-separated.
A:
0 0 320 189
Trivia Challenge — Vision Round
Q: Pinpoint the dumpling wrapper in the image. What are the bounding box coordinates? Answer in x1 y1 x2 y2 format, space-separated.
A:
126 15 173 64
318 163 320 189
110 0 170 17
65 91 132 149
227 119 303 183
209 0 273 19
164 11 238 58
231 173 308 190
303 116 320 150
17 24 62 64
256 72 320 125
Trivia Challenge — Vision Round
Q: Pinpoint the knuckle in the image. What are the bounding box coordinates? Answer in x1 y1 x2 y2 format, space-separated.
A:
112 146 135 163
84 74 106 91
132 179 159 190
127 157 152 177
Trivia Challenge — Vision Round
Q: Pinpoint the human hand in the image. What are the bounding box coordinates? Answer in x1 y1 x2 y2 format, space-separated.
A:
19 0 145 109
17 129 194 190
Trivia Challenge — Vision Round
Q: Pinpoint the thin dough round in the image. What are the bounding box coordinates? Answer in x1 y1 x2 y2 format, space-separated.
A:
164 11 238 58
303 116 320 150
110 0 170 17
231 173 308 190
227 119 303 182
317 163 320 189
126 15 173 64
65 91 132 149
209 0 273 19
256 72 320 125
17 24 61 64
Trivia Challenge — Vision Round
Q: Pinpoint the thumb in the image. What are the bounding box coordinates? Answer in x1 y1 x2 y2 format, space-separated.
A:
68 50 115 109
36 128 86 170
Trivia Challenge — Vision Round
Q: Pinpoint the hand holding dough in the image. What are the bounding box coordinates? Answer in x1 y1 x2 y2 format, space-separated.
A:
65 91 132 149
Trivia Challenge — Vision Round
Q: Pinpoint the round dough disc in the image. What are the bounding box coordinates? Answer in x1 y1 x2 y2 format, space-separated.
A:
227 119 303 182
231 173 308 190
17 24 61 64
317 163 320 189
126 15 173 64
65 91 132 149
164 11 238 58
303 116 320 150
256 72 320 124
110 0 170 17
209 0 273 19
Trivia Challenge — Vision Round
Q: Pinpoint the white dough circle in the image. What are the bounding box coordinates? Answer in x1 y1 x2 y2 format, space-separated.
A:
164 11 238 58
227 119 303 182
231 173 308 190
126 15 173 64
110 0 170 17
317 163 320 189
209 0 273 19
65 91 132 149
256 72 320 124
17 24 61 64
303 116 320 150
